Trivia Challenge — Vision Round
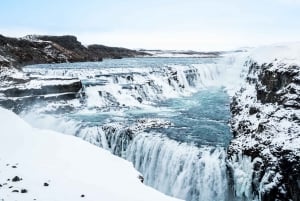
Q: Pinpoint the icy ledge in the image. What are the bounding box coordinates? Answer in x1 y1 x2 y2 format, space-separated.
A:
0 107 181 201
228 43 300 201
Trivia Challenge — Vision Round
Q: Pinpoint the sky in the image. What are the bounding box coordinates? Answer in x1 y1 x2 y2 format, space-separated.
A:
1 0 300 50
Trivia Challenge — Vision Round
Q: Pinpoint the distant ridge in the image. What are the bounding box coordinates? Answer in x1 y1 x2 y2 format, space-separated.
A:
0 34 149 68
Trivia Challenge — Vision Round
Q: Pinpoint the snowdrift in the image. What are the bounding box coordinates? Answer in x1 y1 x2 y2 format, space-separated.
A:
0 107 181 201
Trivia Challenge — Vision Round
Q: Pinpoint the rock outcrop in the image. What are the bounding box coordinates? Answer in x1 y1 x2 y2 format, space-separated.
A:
0 35 82 67
0 34 149 68
228 45 300 201
87 44 148 59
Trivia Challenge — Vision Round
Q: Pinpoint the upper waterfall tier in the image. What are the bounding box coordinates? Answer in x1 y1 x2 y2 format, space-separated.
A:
22 56 245 110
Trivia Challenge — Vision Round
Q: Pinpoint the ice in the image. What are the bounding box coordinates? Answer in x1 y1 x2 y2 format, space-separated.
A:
228 154 254 199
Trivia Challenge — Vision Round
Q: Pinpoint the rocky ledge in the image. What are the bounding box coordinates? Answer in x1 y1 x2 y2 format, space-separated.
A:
0 68 82 113
228 44 300 201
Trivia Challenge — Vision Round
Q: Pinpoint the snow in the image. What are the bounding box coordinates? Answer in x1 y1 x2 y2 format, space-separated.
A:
23 79 79 89
0 107 181 201
0 67 25 80
142 50 218 58
230 43 300 155
0 55 9 62
248 42 300 66
228 43 300 199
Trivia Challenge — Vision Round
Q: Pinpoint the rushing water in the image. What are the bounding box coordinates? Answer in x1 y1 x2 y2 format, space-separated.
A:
22 56 245 201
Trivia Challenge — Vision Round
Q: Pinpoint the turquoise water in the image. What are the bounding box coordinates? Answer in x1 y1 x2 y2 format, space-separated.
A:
25 57 232 147
32 57 232 147
23 57 234 201
70 87 231 147
26 57 220 69
123 88 231 147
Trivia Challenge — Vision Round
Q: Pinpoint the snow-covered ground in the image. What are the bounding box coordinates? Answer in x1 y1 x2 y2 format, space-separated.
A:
0 107 181 201
248 42 300 66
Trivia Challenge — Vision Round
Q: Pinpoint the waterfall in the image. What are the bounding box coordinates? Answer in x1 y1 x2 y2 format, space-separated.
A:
20 56 248 201
23 62 230 109
126 133 228 201
22 113 256 201
74 125 229 201
76 124 133 157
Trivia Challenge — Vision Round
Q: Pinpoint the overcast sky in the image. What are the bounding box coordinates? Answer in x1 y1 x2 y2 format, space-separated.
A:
1 0 300 50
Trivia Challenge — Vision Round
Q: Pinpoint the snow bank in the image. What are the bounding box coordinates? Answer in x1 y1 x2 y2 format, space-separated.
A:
248 42 300 65
0 107 181 201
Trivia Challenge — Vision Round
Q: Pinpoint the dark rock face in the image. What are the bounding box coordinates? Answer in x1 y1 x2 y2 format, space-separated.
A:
0 35 75 68
0 34 148 69
255 62 300 107
36 35 96 61
87 44 149 59
229 59 300 201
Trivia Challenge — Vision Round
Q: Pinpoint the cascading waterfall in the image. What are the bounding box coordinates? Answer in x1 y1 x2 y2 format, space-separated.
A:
76 124 134 157
21 56 248 201
72 123 230 201
23 62 224 109
126 133 228 201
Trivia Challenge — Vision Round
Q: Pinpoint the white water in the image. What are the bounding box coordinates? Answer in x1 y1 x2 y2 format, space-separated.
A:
20 55 249 201
126 133 228 201
228 154 255 200
23 56 245 110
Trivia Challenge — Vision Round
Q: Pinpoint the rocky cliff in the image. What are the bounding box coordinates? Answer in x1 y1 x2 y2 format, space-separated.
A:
0 34 148 68
228 44 300 201
87 44 148 59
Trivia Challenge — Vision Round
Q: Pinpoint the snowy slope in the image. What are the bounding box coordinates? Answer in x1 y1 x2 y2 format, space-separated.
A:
248 42 300 66
0 107 181 201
